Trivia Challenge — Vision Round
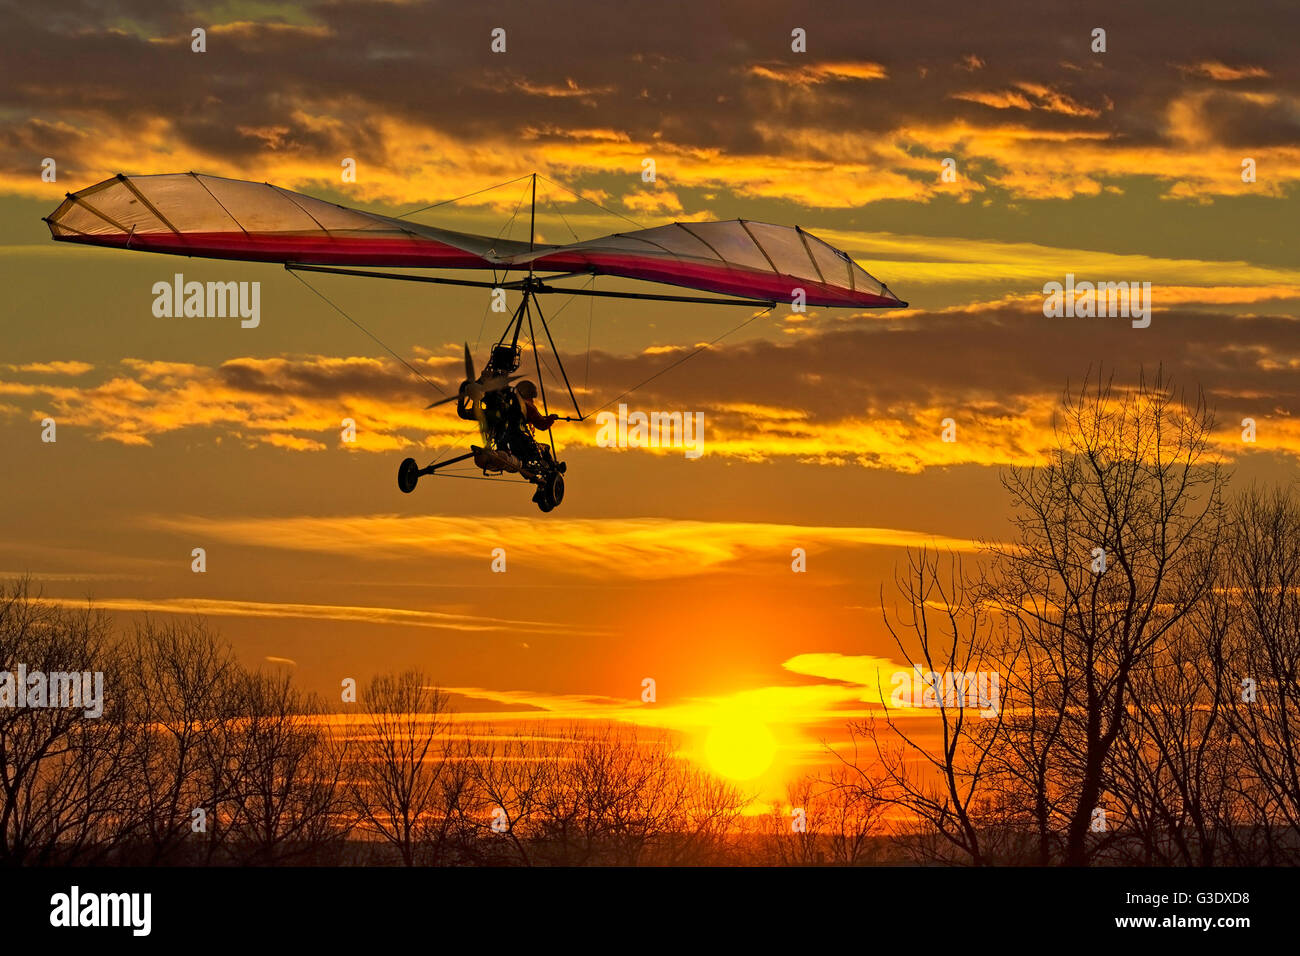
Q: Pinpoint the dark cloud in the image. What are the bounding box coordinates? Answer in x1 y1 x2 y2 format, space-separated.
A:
217 357 435 402
577 304 1300 430
1 0 1297 187
1199 90 1300 147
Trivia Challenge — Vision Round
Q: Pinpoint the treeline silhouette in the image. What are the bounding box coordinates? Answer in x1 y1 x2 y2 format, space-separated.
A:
0 596 756 865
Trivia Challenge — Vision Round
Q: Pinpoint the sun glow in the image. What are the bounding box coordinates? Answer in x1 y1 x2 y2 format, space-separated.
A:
704 708 778 781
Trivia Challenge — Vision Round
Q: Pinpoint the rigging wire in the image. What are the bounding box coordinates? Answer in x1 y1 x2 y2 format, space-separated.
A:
287 270 446 397
472 291 495 358
288 269 468 470
428 471 531 483
393 173 534 220
515 277 592 405
541 276 591 323
585 277 594 390
537 174 647 230
498 179 531 247
477 180 532 351
543 189 581 242
590 303 775 415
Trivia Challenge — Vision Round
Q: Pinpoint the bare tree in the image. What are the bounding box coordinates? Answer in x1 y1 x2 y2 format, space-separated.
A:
462 722 749 865
661 758 750 865
846 371 1228 866
1214 485 1300 863
348 671 457 865
985 369 1226 864
0 581 131 864
850 548 1006 864
219 670 350 864
539 723 748 866
462 725 553 865
1108 619 1235 865
118 618 239 863
761 768 885 865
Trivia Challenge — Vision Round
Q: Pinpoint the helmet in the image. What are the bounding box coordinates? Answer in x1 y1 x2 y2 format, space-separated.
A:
516 380 538 400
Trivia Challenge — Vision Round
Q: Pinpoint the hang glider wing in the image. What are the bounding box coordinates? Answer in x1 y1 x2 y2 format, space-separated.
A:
519 220 903 308
45 173 906 308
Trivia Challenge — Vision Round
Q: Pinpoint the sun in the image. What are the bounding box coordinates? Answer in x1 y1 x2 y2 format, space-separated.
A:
704 710 778 781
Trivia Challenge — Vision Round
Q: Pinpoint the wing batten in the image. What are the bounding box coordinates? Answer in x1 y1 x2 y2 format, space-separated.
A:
118 174 182 236
196 173 252 237
270 186 325 234
66 194 132 234
795 226 827 284
42 212 92 238
674 223 725 263
738 219 780 275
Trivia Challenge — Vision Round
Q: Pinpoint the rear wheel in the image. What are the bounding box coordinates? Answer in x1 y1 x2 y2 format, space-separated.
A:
533 471 564 513
398 457 419 494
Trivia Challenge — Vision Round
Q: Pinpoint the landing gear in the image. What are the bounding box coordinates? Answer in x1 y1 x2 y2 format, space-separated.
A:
522 444 566 513
398 457 419 494
397 450 476 493
533 469 565 513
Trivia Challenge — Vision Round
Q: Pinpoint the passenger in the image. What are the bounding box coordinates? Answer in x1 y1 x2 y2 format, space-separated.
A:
515 380 558 431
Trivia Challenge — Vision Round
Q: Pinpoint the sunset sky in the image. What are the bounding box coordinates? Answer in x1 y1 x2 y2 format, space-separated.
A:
1 0 1298 801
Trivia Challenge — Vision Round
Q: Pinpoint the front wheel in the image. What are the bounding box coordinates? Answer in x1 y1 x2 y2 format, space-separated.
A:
398 457 419 494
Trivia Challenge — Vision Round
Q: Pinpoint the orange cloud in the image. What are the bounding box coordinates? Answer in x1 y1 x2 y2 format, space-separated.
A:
6 361 93 375
148 513 986 577
42 595 594 635
747 61 888 87
622 187 686 215
1177 61 1271 81
0 354 454 452
951 82 1103 117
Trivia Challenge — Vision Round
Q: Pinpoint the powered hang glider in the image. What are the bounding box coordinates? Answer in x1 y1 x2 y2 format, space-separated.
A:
45 172 908 512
